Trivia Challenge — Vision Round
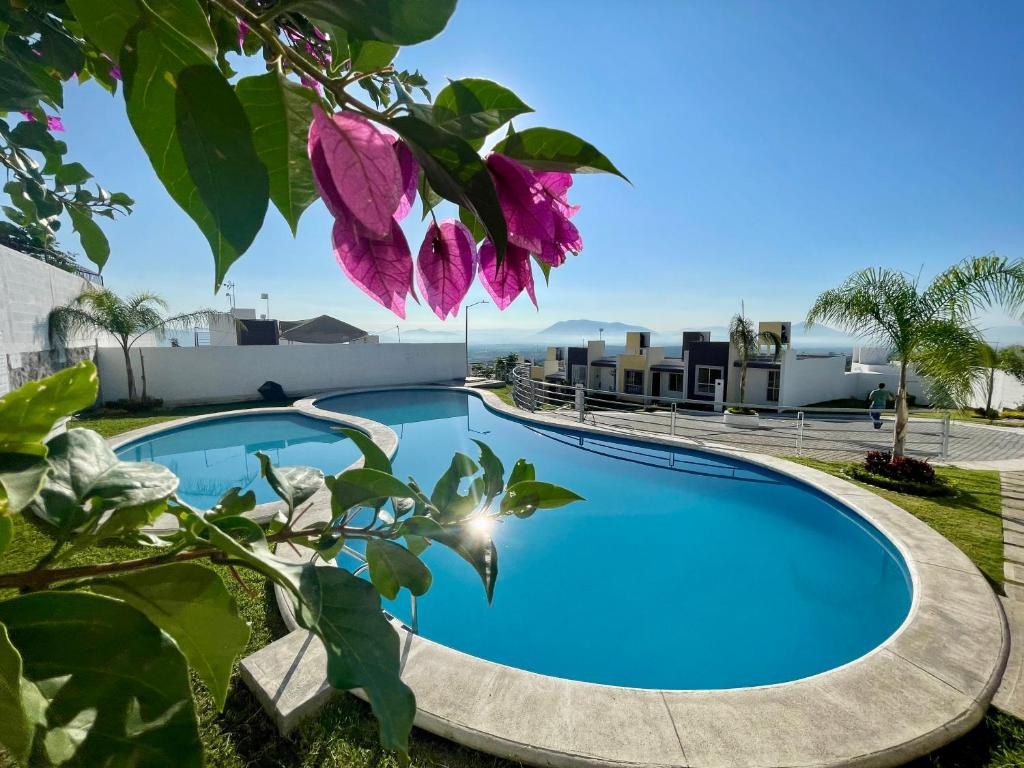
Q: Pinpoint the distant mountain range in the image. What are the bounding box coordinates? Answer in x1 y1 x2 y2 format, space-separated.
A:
401 327 459 340
536 319 652 337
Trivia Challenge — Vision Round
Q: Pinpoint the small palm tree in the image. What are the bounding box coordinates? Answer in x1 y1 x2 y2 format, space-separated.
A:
49 287 216 401
728 311 782 405
806 254 1024 456
971 343 1024 419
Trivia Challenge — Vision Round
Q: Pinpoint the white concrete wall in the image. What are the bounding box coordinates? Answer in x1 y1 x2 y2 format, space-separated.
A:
0 245 96 395
95 342 466 405
779 352 850 407
967 369 1024 412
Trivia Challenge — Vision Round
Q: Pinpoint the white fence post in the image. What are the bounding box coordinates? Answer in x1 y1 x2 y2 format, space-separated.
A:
575 383 585 422
670 403 677 437
797 411 805 456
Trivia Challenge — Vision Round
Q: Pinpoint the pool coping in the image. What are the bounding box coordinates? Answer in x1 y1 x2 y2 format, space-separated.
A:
111 387 1009 767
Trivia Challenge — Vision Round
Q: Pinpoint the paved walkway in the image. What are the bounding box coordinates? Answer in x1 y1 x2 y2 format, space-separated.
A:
539 407 1024 468
993 472 1024 718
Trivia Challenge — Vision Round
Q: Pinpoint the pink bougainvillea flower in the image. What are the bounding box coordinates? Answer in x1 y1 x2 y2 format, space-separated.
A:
299 75 322 94
386 136 419 222
18 111 35 123
110 65 121 81
238 19 249 46
485 153 554 253
46 116 64 132
478 240 536 310
310 106 401 238
332 211 414 318
416 220 477 320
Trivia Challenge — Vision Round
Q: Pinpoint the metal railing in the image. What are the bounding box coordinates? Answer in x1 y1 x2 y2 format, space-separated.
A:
510 365 953 461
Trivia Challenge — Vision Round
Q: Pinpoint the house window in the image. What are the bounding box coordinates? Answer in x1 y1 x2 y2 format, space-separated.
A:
668 373 685 392
624 369 644 394
767 370 780 402
695 365 722 395
571 364 586 385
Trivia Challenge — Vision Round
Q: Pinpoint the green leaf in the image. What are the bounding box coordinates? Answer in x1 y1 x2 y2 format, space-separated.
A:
67 206 110 270
326 468 416 521
458 206 486 243
499 480 584 518
386 114 507 261
0 592 203 767
65 0 216 63
506 458 535 487
55 162 93 186
429 452 478 517
320 24 349 72
0 623 32 763
335 427 391 473
294 0 456 45
122 21 269 289
427 524 499 603
294 565 416 755
0 59 44 111
36 429 178 530
236 70 318 235
432 78 532 140
87 563 251 711
0 364 96 514
209 487 256 518
472 440 504 500
365 539 431 599
0 360 97 458
349 39 399 72
254 452 323 514
418 170 442 220
492 127 628 180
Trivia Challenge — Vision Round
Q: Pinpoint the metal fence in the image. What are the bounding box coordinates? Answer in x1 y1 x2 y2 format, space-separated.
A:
510 365 952 461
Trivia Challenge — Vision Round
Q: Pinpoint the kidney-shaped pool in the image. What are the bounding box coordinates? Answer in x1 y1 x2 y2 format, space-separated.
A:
314 388 912 690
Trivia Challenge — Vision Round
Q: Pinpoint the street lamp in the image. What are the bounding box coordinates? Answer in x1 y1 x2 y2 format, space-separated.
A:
465 299 488 378
599 327 604 340
260 292 270 319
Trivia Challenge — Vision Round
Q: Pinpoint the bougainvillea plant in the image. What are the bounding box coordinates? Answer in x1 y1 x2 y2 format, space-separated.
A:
0 0 625 317
0 361 582 764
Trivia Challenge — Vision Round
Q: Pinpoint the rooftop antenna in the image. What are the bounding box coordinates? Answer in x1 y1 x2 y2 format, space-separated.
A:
223 281 236 310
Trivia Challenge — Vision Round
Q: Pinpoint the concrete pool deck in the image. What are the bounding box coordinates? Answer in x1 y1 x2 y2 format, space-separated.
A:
105 386 1010 767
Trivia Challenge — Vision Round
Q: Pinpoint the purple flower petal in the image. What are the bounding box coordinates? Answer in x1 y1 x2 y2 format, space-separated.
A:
311 106 401 238
46 116 64 132
308 136 347 218
486 153 554 253
535 171 572 198
478 240 536 310
238 19 249 47
416 220 477 320
18 111 36 123
110 65 121 81
386 135 419 222
333 211 413 318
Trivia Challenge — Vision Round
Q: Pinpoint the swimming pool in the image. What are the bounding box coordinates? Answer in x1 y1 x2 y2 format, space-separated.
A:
315 389 912 690
114 412 361 509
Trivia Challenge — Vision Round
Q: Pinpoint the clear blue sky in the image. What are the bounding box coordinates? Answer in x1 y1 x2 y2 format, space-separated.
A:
53 0 1024 334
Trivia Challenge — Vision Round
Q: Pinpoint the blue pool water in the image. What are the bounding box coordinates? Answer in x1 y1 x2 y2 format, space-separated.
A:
317 389 912 690
115 412 361 509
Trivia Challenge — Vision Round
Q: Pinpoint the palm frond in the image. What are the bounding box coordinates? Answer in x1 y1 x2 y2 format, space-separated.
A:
924 254 1024 321
913 319 987 408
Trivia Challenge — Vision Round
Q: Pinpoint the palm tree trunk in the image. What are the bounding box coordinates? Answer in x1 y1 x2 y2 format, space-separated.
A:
739 364 747 405
140 349 148 401
121 343 137 401
986 368 995 420
893 361 909 457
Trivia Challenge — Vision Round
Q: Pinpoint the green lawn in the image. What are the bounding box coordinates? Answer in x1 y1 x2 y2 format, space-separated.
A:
789 458 1004 585
1 423 1019 767
70 398 296 438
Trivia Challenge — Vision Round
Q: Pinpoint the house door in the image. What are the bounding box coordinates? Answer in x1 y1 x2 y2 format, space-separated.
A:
651 373 661 398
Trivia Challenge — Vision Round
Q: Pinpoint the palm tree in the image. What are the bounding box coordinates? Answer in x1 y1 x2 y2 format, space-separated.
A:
728 311 783 405
49 287 216 401
806 254 1024 456
971 343 1024 419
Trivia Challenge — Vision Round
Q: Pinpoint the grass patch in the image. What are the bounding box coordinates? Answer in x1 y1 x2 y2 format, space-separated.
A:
0 456 1016 767
789 458 1003 585
487 384 516 407
71 398 296 438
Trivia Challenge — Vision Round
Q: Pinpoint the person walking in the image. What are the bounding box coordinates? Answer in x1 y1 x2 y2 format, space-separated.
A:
867 382 892 430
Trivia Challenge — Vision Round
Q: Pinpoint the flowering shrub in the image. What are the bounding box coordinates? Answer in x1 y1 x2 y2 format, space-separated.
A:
1 1 625 315
863 450 937 484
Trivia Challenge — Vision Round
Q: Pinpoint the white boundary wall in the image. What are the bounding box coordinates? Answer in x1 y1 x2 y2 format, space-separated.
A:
95 342 466 405
0 245 94 396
